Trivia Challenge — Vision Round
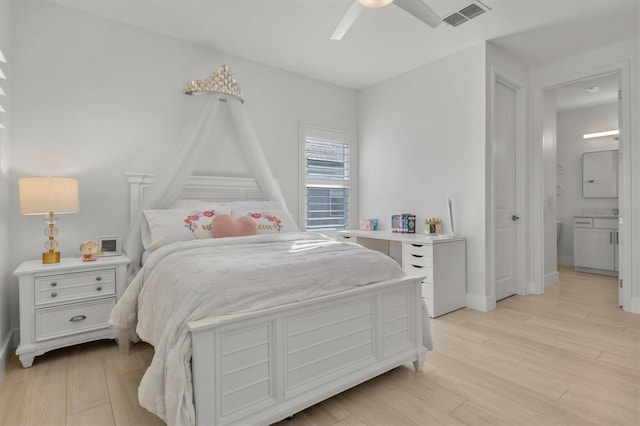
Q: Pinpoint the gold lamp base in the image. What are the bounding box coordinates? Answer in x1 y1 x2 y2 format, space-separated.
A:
42 250 61 264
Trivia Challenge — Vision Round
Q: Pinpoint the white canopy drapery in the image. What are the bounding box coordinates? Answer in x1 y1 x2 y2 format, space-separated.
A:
123 92 289 274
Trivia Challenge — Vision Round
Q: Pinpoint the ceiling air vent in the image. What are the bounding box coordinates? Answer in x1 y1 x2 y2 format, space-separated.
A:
443 2 489 27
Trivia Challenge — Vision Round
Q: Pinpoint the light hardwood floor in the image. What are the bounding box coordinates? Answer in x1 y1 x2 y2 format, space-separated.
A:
1 266 638 425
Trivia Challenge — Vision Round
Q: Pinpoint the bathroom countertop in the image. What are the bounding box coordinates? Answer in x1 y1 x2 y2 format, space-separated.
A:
574 214 619 219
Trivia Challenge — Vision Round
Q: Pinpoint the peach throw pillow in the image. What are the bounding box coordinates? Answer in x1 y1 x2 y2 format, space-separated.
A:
211 214 258 238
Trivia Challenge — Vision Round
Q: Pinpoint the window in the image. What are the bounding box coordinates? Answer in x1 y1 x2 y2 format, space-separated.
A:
300 125 353 231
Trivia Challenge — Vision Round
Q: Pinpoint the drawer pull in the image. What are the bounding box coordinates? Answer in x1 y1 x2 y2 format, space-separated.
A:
410 244 424 248
69 315 87 322
411 254 423 258
96 276 102 282
96 286 102 291
51 292 58 298
50 281 57 287
411 264 424 269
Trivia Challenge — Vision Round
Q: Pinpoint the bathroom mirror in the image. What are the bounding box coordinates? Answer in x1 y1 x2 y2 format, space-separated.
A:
582 149 618 198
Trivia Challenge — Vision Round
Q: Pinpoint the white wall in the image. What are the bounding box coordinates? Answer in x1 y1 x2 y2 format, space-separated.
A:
8 0 358 329
530 37 639 312
358 44 488 310
557 102 619 266
0 0 13 380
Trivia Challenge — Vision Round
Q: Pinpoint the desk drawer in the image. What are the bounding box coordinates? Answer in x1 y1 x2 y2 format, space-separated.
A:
35 297 115 342
402 252 433 268
402 243 433 257
35 269 115 306
404 263 433 283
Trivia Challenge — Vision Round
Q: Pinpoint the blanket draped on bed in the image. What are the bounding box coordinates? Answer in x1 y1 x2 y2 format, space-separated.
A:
109 232 431 426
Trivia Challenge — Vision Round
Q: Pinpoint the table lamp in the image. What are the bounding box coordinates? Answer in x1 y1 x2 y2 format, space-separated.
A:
19 177 79 264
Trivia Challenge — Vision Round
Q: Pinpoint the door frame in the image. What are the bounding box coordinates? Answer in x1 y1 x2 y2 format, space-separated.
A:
488 67 527 307
531 61 631 308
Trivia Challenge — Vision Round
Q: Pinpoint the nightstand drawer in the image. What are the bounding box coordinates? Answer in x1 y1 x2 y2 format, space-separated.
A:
35 269 115 306
35 297 115 342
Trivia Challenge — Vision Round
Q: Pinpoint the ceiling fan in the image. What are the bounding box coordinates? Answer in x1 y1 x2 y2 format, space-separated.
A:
331 0 442 40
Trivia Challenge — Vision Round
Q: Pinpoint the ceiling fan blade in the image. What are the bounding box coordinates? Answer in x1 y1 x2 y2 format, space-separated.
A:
330 0 363 40
393 0 442 28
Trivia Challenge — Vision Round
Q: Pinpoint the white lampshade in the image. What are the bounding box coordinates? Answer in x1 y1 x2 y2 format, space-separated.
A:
19 177 79 215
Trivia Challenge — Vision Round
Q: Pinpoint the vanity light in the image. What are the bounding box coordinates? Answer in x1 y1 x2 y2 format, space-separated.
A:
583 130 619 139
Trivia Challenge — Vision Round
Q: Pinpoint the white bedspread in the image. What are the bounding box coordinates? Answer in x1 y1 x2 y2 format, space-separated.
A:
109 232 429 426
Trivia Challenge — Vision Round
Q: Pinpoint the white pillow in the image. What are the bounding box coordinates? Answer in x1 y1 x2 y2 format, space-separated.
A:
142 208 230 250
231 209 299 234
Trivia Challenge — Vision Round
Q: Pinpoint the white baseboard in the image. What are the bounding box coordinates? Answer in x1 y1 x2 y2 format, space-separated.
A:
465 292 495 312
545 271 560 287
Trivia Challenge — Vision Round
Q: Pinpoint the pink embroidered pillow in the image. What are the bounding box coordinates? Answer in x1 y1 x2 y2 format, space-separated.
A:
231 209 299 234
142 208 230 250
211 214 258 238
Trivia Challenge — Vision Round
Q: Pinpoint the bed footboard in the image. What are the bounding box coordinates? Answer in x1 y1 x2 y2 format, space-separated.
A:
187 276 427 426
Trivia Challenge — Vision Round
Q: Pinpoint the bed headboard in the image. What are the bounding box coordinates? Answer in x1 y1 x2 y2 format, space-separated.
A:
127 173 265 219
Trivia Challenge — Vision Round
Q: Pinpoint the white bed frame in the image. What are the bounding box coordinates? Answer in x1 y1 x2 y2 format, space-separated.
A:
127 173 427 426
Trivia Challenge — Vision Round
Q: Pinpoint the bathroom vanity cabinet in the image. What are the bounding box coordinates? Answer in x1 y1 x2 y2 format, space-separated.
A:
573 216 618 276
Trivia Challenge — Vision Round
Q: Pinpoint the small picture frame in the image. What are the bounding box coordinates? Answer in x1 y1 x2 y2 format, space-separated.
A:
98 235 121 257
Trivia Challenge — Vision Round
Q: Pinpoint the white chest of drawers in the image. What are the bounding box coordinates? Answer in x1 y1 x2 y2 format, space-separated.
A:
14 255 129 367
401 239 466 317
338 231 466 317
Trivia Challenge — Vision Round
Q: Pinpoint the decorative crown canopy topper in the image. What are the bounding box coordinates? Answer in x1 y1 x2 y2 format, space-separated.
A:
184 65 244 102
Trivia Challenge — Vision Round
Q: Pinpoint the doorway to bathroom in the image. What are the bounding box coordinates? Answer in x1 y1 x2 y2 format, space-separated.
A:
538 63 630 309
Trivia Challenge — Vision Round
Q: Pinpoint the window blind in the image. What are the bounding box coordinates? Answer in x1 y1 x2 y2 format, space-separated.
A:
304 138 350 230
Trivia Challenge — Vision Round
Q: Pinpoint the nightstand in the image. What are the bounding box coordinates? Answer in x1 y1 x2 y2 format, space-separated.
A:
14 255 130 367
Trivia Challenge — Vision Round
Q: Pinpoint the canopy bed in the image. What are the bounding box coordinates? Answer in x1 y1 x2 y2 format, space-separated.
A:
109 67 431 426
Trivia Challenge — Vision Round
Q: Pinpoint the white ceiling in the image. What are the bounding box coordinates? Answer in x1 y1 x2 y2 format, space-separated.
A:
47 0 639 90
553 72 619 111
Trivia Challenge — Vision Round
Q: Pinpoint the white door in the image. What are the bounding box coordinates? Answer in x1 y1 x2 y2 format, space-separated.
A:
494 81 517 301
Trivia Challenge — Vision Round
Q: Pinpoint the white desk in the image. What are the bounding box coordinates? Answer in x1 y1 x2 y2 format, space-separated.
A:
338 231 466 317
